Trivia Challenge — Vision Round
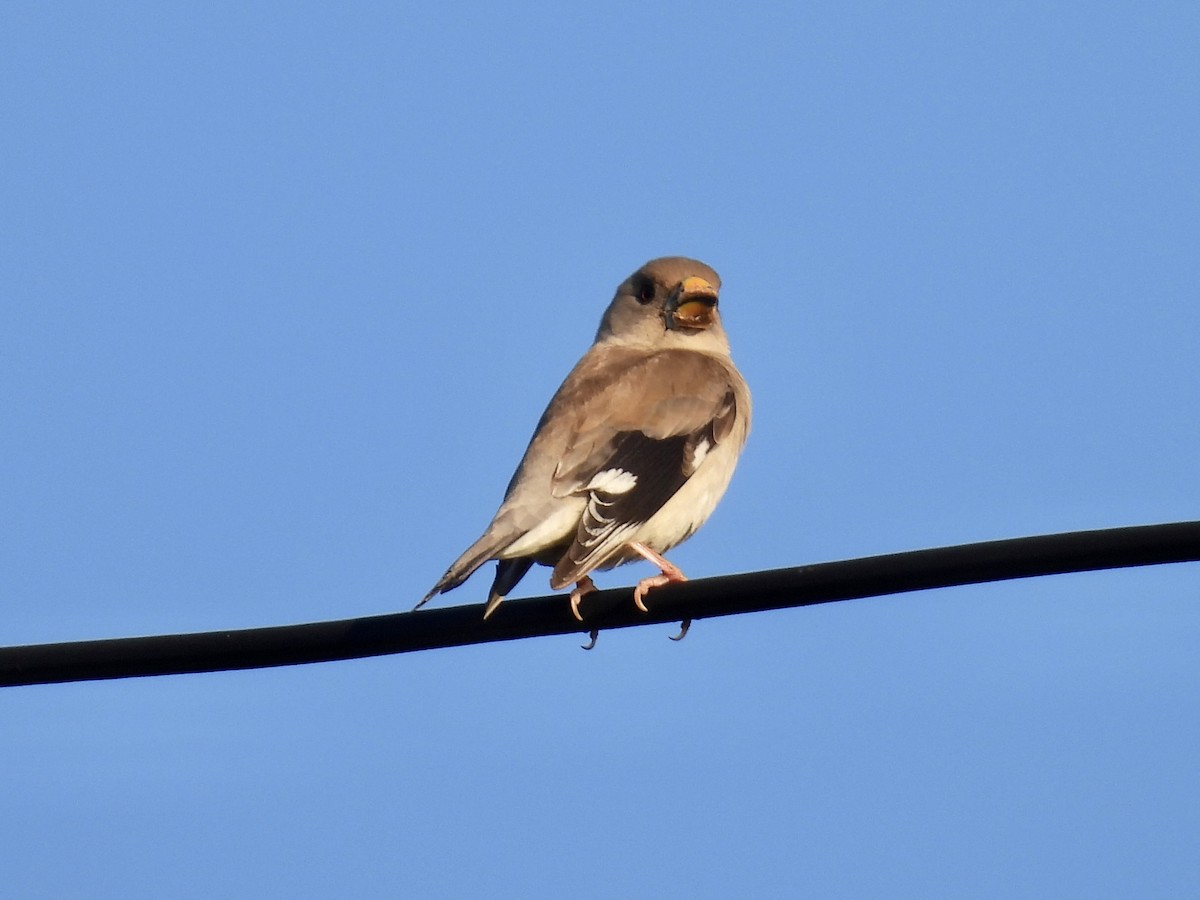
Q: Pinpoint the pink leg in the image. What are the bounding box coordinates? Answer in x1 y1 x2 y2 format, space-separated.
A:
568 575 597 622
627 542 688 612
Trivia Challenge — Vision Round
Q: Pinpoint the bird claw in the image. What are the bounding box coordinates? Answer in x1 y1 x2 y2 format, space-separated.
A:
632 574 672 612
633 584 653 613
669 619 692 641
628 542 688 614
581 630 599 651
568 576 597 622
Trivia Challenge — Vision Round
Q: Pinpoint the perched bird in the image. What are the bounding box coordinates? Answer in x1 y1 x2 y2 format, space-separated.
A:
416 257 751 632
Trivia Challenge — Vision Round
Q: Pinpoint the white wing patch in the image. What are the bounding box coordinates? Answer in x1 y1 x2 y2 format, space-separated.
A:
584 468 638 495
690 438 711 471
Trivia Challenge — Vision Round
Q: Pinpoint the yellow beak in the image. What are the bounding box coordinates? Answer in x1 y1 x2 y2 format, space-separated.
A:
669 277 719 329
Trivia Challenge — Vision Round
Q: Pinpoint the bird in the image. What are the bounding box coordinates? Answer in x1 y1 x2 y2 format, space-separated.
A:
415 256 751 638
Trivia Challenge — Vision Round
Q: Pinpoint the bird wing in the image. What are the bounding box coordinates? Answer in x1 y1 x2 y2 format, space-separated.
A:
547 348 741 588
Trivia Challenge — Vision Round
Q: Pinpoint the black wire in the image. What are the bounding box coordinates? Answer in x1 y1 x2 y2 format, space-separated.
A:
3 521 1198 688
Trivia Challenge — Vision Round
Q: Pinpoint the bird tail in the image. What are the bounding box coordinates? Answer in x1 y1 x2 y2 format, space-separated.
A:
482 557 535 619
414 526 526 612
414 532 501 610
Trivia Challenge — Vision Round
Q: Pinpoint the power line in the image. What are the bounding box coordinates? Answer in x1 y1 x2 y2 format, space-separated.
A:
2 521 1198 688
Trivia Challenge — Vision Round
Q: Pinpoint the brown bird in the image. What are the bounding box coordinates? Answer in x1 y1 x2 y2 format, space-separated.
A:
416 257 751 638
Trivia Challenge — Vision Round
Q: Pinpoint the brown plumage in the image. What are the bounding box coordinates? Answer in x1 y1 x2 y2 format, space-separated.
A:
416 257 751 623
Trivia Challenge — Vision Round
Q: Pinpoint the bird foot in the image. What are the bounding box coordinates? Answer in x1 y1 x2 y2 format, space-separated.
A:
568 576 597 622
632 574 673 612
628 542 688 612
581 630 599 651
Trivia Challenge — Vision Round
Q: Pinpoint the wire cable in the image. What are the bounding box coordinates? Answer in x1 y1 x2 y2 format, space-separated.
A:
2 521 1198 687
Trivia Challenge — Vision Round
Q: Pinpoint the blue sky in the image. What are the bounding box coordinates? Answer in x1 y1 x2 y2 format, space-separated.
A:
2 2 1198 897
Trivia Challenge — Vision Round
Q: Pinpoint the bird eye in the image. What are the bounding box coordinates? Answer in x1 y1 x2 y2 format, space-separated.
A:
635 280 655 304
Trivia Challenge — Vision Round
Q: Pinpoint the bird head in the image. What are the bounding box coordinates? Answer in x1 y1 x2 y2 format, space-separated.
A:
596 257 728 350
